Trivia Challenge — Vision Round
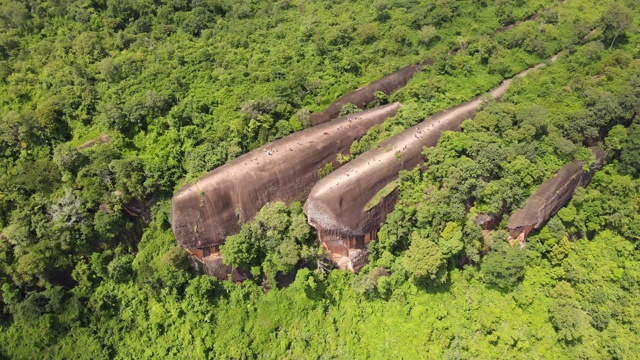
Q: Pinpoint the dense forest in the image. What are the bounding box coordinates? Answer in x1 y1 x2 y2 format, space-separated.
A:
0 0 639 358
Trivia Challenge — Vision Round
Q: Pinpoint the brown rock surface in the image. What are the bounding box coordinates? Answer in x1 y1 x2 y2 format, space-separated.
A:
171 103 402 255
507 147 605 245
186 247 252 282
304 59 556 271
475 214 502 231
310 65 421 126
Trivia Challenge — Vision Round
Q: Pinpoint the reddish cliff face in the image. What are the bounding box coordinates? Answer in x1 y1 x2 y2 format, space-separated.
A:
310 65 422 126
507 147 605 246
303 60 555 272
171 103 402 269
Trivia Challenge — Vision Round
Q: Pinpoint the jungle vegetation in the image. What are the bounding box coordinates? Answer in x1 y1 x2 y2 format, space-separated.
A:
0 0 639 358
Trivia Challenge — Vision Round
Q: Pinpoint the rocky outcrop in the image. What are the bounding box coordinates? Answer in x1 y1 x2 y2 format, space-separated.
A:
310 65 421 126
167 8 561 279
171 103 401 277
303 59 556 272
507 147 605 246
316 231 377 273
475 213 503 231
186 247 252 282
307 9 552 127
304 87 507 272
77 134 112 150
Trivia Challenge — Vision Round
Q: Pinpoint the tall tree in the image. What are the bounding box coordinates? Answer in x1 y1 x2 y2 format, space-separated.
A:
403 232 446 283
600 2 633 49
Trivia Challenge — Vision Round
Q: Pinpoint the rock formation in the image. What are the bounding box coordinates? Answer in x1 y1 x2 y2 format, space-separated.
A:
304 60 555 272
474 213 503 231
507 147 605 246
77 134 112 150
310 64 422 126
171 12 557 278
185 247 252 282
171 103 402 276
308 10 548 126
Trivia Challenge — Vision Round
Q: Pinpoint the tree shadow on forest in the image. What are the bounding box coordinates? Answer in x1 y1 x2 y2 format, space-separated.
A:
414 275 453 295
483 282 520 295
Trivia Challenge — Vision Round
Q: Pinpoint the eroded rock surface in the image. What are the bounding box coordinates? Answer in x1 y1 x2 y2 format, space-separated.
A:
304 60 556 272
475 214 503 230
172 103 402 276
186 247 252 282
507 147 605 246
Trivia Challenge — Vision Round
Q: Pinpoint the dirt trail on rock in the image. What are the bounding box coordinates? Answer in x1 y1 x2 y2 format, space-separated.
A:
303 56 560 271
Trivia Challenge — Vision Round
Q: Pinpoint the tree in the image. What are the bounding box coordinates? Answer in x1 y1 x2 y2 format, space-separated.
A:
144 91 170 117
72 32 105 60
53 143 86 176
35 96 70 141
339 103 359 117
294 109 311 129
0 1 30 30
482 243 525 290
109 157 146 200
262 237 300 277
221 202 312 283
1 222 31 247
93 209 124 241
494 0 515 25
377 204 416 254
604 124 627 156
581 41 605 64
619 122 640 177
418 25 439 47
438 222 464 258
600 2 633 49
107 254 134 283
220 233 258 268
180 7 212 36
98 58 121 82
403 232 446 282
355 22 379 44
548 299 591 343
